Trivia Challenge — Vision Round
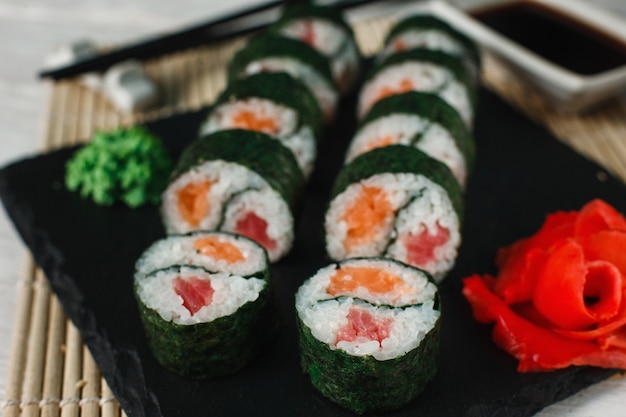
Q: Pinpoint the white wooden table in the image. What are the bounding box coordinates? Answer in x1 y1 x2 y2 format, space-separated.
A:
1 1 625 415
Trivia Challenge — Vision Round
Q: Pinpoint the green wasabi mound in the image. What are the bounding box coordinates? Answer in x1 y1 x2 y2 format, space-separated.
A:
65 126 172 208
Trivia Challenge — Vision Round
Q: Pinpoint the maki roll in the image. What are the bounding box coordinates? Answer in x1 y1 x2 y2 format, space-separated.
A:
134 233 275 379
271 2 362 93
228 34 339 122
358 48 477 127
295 257 441 413
199 72 324 178
324 145 463 281
135 230 270 280
346 91 475 188
161 129 304 262
381 14 481 83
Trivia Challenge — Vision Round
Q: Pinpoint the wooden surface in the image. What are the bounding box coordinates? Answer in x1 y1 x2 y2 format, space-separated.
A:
1 1 626 416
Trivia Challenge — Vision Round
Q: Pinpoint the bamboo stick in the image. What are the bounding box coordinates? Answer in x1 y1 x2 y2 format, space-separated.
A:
1 261 36 417
20 272 51 417
59 323 82 417
100 379 120 417
47 81 71 149
40 296 66 417
79 347 101 417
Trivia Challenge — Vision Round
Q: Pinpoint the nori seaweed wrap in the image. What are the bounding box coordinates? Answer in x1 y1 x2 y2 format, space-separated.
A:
199 72 324 178
135 262 276 379
270 2 363 92
228 33 339 122
324 145 463 281
382 13 481 81
161 129 305 262
210 71 324 139
347 91 475 187
358 48 478 127
295 257 441 413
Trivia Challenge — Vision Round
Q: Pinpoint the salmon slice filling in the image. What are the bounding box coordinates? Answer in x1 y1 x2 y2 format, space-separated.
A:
341 186 392 251
231 110 279 135
177 181 214 227
375 79 415 103
327 266 412 297
403 223 450 268
336 307 392 347
235 211 277 251
301 19 316 47
392 39 407 52
173 276 215 315
365 135 397 152
193 236 245 263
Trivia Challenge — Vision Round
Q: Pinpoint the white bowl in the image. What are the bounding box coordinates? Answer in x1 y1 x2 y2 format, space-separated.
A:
401 0 626 113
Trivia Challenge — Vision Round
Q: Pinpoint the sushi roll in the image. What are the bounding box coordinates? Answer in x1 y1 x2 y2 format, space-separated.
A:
134 254 275 379
357 48 477 128
270 2 362 93
135 230 270 281
324 145 463 281
380 14 481 83
228 34 339 123
345 91 475 188
295 257 441 413
161 129 305 262
199 72 324 178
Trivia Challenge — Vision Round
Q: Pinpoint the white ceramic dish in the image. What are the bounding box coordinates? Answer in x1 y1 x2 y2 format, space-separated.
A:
399 0 626 113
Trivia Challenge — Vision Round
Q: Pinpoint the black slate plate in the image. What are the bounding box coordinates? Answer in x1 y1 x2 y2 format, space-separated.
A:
0 88 622 417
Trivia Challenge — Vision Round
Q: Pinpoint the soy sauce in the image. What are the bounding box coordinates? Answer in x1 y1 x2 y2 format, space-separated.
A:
472 1 626 75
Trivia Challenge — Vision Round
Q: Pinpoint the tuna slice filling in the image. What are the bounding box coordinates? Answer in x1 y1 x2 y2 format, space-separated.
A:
235 211 277 251
173 276 215 315
336 307 393 347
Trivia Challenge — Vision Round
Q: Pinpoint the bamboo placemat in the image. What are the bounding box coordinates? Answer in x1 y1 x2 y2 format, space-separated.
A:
3 14 626 417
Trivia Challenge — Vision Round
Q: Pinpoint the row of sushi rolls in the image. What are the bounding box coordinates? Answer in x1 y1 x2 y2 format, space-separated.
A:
133 1 480 413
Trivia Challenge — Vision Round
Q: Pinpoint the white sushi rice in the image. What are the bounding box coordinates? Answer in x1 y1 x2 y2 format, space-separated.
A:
135 232 268 279
324 172 460 281
161 160 293 262
199 98 317 177
136 266 265 325
295 260 439 361
242 58 338 122
346 114 427 160
345 114 467 187
382 29 467 59
279 18 361 92
357 61 473 127
416 123 467 187
381 29 480 82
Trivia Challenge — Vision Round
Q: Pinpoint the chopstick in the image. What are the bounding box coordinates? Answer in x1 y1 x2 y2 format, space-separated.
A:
37 0 390 80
